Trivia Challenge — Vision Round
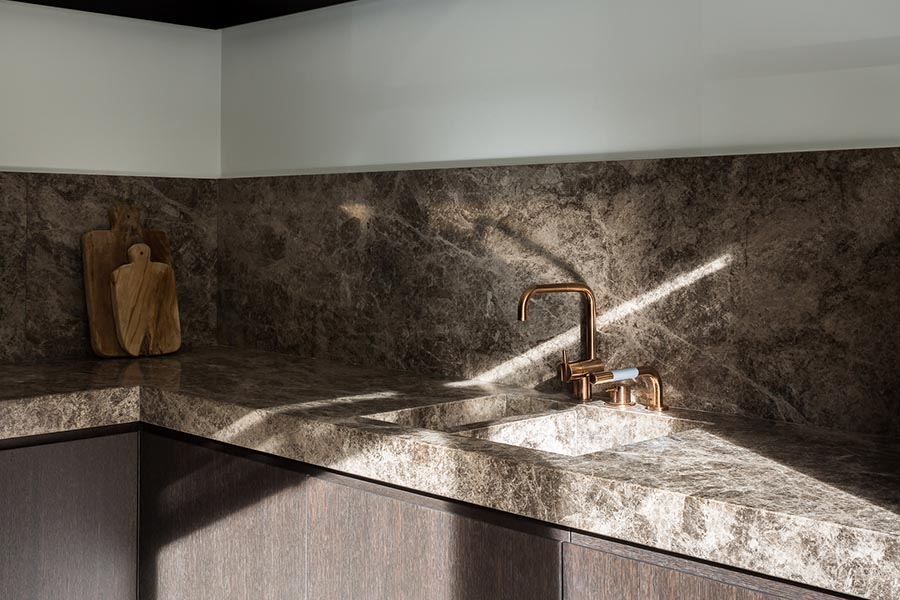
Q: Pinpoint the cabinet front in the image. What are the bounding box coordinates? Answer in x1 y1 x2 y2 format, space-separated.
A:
139 432 308 600
0 434 138 600
562 537 843 600
307 477 563 600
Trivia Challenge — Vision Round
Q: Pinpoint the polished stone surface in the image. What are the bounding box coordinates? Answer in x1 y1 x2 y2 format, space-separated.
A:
1 347 897 599
0 172 218 360
0 173 27 363
367 394 571 431
451 402 706 456
219 148 900 437
5 148 898 438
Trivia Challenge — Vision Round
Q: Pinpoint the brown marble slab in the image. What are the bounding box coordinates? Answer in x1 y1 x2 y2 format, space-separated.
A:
219 148 900 437
0 173 26 363
1 347 897 599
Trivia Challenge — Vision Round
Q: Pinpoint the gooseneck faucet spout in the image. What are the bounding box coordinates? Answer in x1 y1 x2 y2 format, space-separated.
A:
517 282 600 401
517 282 597 361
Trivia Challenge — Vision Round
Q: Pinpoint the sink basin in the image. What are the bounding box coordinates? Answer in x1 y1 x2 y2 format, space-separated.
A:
457 403 703 456
365 394 569 431
367 394 705 456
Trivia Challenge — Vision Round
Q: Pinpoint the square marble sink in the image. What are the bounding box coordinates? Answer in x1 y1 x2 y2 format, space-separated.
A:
457 403 702 456
366 394 570 432
366 395 704 456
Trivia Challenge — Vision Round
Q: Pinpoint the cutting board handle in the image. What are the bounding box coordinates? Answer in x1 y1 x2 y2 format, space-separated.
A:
126 242 151 265
109 205 142 241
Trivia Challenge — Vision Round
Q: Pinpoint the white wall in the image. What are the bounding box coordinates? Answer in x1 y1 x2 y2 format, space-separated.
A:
221 0 900 176
0 1 221 178
3 0 900 178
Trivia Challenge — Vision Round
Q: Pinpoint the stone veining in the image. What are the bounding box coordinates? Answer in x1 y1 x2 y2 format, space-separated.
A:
0 172 218 361
1 347 898 599
0 173 26 363
4 148 898 437
218 148 900 437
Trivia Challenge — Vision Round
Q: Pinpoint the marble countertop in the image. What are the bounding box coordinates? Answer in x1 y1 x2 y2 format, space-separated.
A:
1 347 897 599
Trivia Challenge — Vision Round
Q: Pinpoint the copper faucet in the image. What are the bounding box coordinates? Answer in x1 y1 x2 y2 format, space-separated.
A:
517 282 603 401
518 282 667 410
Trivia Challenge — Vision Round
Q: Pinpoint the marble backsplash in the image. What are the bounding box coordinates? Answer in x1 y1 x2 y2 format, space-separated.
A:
2 149 898 436
0 173 218 361
219 148 900 436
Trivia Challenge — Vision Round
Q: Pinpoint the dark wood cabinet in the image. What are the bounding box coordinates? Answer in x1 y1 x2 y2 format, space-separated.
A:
0 433 138 600
138 431 308 600
562 534 842 600
0 428 854 600
307 475 563 600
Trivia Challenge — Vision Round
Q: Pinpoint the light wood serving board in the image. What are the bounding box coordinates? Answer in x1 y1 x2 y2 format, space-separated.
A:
110 243 181 356
82 205 173 357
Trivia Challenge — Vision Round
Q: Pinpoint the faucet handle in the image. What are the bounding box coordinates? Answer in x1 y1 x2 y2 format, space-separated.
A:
563 356 607 381
557 349 571 382
605 384 636 407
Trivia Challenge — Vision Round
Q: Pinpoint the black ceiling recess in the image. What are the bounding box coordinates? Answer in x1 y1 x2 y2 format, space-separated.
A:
20 1 358 29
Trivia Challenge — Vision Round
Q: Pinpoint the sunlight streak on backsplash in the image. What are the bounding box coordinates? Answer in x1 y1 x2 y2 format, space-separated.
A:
451 253 733 386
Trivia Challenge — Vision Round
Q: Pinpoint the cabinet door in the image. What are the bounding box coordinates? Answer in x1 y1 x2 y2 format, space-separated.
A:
0 433 138 600
139 431 308 600
563 535 842 600
307 475 562 600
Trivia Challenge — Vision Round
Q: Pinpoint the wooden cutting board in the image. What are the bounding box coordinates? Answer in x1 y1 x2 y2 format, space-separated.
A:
82 205 173 357
110 243 181 356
